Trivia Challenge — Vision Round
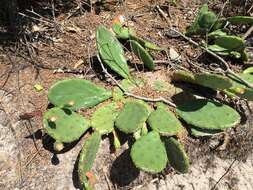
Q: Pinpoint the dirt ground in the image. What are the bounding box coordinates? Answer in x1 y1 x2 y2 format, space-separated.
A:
0 0 253 190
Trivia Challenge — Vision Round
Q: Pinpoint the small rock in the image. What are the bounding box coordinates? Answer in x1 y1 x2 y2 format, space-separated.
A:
169 47 181 61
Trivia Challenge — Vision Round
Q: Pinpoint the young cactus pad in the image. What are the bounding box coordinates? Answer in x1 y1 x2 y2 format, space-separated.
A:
48 79 112 110
96 26 130 79
78 131 101 188
176 99 240 130
163 137 189 173
147 107 184 136
129 40 155 71
91 102 118 135
115 101 150 133
112 23 130 39
130 131 168 173
43 107 90 143
186 4 217 35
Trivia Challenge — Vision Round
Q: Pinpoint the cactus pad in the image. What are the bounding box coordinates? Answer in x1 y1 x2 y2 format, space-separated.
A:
115 101 150 133
91 103 118 135
172 70 196 83
129 40 155 70
163 137 189 173
226 16 253 25
186 4 217 35
96 26 130 79
112 23 130 39
194 73 233 90
173 71 233 90
48 79 112 110
78 131 101 188
130 131 168 173
130 35 163 51
176 99 240 130
226 73 253 101
43 107 90 143
147 107 183 136
190 127 223 137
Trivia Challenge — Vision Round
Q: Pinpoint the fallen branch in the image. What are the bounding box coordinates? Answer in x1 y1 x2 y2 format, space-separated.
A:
97 55 177 108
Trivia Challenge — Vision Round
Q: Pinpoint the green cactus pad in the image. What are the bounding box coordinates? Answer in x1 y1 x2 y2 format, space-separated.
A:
147 107 183 136
198 11 217 29
208 29 227 39
243 67 253 74
208 35 245 58
129 40 155 70
48 79 112 110
194 73 233 90
226 16 253 25
186 4 217 35
91 103 118 135
130 131 168 173
172 70 196 83
43 107 90 143
96 26 130 79
163 137 189 173
115 101 150 133
112 23 130 39
78 131 101 188
190 127 223 137
176 99 240 130
226 73 253 101
130 35 163 51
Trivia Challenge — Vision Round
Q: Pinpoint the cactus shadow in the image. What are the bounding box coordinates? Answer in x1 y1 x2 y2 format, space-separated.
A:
72 154 83 189
110 149 140 187
41 133 81 155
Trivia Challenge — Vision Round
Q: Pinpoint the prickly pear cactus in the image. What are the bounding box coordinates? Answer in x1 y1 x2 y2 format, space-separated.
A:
115 100 150 133
194 73 233 90
48 79 112 111
129 40 155 70
78 131 101 189
130 131 168 173
91 102 118 135
176 99 240 130
43 107 90 144
163 137 189 173
147 106 184 136
96 26 130 79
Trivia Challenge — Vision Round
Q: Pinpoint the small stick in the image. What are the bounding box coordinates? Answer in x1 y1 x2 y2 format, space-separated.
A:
211 159 236 190
97 55 177 108
243 25 253 40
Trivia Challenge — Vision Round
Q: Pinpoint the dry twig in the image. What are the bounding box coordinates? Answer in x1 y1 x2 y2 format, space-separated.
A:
97 55 177 108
